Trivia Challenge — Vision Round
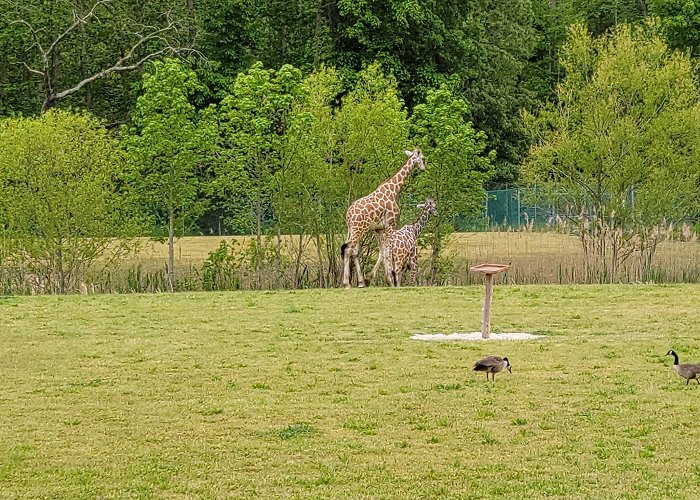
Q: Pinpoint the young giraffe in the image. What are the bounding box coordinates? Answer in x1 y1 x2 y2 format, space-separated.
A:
341 148 426 288
382 197 437 287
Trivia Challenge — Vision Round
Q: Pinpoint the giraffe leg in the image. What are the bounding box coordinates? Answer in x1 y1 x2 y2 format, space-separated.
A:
342 239 363 288
367 249 384 284
344 242 365 288
342 243 352 288
354 253 365 287
367 231 386 284
382 251 394 286
407 249 419 286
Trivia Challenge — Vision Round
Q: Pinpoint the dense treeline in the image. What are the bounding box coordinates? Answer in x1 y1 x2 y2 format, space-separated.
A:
0 0 699 292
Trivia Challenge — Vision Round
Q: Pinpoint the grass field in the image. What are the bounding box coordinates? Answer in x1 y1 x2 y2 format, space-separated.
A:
1 285 700 498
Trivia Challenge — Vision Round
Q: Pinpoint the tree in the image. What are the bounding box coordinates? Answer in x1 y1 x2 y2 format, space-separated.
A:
215 62 304 288
649 0 700 55
0 109 138 293
278 67 343 287
410 85 493 283
1 0 194 115
330 0 536 186
524 23 700 282
282 62 410 287
123 59 215 292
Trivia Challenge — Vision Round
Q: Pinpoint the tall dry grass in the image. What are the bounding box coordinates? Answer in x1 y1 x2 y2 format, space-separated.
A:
71 229 699 293
3 229 697 294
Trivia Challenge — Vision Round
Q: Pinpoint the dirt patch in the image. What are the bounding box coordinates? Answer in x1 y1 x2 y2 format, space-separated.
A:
410 332 543 341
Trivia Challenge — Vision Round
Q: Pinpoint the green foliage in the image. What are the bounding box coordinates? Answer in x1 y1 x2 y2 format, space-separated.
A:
525 23 700 280
0 109 138 292
334 62 411 201
566 0 649 35
216 62 304 233
125 59 214 230
201 240 243 291
410 85 493 282
330 0 536 184
649 0 700 55
215 61 304 287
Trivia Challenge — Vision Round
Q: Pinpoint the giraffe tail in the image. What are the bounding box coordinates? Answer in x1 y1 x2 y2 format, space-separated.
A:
391 270 398 287
341 242 348 258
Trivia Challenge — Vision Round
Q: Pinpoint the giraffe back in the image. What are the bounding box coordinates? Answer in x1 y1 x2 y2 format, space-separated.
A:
345 189 400 238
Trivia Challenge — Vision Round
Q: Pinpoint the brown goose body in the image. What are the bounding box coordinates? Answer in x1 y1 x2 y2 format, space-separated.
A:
667 350 700 385
473 355 512 381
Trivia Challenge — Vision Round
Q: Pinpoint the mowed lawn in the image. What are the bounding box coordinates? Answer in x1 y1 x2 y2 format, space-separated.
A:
1 285 700 498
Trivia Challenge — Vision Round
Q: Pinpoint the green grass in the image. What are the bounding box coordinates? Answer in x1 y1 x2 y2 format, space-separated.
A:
1 285 700 498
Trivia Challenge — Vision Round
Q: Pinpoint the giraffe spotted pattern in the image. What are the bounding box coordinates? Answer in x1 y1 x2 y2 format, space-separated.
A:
382 197 437 287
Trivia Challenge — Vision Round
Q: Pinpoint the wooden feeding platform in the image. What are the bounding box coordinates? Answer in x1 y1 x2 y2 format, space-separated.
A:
469 263 511 339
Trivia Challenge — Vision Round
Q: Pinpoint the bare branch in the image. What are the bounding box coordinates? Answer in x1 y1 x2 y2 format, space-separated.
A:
10 19 45 55
115 20 180 68
51 47 182 102
10 0 197 111
21 62 44 77
46 0 112 58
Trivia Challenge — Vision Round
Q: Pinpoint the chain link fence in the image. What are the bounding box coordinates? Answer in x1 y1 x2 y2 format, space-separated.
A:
459 187 556 230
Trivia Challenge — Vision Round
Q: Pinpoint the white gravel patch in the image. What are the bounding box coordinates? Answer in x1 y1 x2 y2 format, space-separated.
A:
411 332 543 342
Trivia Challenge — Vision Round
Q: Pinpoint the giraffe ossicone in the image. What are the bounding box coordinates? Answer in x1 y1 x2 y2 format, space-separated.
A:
341 148 425 288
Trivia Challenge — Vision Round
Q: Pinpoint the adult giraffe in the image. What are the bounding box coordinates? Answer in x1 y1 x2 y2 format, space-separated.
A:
341 148 425 288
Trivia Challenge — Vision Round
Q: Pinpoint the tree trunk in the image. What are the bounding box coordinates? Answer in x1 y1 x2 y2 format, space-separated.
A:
430 229 441 285
315 232 325 288
168 204 175 293
56 246 65 294
275 224 282 289
295 233 305 288
256 191 263 289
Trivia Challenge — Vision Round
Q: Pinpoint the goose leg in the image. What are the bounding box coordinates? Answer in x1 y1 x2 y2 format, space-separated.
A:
686 378 690 386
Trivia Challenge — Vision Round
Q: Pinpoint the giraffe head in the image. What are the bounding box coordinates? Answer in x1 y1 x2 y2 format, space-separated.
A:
416 197 438 216
404 148 425 171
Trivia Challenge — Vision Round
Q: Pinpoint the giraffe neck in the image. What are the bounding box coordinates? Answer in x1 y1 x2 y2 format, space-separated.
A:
412 207 431 238
381 158 416 199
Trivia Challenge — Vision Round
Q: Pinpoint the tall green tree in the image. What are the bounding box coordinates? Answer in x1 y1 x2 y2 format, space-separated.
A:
282 62 410 286
410 85 493 283
329 0 536 185
124 59 215 292
0 109 138 293
215 62 304 288
525 23 700 282
279 67 343 287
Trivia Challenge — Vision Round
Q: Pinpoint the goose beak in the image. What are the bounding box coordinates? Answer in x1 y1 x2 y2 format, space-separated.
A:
507 366 512 374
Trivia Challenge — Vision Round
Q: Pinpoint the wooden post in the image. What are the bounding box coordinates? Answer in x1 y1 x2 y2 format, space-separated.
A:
469 263 511 340
481 273 494 339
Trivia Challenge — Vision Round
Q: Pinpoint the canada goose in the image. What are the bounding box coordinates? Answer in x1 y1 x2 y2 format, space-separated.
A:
666 350 700 385
473 355 512 381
